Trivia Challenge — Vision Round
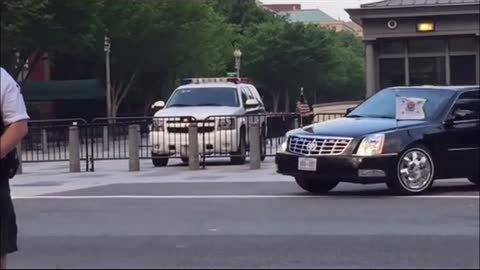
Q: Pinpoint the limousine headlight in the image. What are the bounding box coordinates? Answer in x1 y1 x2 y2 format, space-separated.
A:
356 133 385 156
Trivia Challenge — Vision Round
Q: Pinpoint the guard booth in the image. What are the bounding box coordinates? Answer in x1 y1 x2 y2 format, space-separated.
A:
346 0 480 97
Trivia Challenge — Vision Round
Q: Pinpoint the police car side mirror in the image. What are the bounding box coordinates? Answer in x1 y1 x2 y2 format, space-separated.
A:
245 99 259 109
151 101 165 110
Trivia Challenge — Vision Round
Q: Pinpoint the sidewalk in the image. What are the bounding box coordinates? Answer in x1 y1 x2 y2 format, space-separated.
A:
12 158 291 197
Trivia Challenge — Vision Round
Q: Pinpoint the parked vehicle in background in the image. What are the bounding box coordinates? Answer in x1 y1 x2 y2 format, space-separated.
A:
276 86 480 195
149 77 267 166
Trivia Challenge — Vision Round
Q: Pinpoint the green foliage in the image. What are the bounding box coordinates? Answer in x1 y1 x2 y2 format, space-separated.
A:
1 0 365 114
241 21 365 111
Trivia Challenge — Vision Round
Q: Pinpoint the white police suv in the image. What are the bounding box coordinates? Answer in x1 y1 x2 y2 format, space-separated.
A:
149 77 266 166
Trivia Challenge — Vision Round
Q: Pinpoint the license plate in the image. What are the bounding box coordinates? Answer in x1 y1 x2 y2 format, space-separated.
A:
298 157 317 172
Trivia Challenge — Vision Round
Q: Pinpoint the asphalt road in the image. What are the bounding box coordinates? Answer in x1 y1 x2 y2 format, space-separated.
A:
8 176 480 269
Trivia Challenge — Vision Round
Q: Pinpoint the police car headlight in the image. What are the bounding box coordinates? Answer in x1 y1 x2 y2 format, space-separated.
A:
218 118 236 130
152 119 164 132
356 133 385 156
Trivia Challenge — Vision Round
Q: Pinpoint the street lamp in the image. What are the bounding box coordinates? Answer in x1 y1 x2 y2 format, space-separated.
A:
233 49 242 80
104 35 112 119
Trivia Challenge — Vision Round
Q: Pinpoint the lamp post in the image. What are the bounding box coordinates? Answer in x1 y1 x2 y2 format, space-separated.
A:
104 35 112 119
233 49 242 80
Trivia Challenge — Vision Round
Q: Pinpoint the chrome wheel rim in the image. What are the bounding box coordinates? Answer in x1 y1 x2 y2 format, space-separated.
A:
398 149 433 191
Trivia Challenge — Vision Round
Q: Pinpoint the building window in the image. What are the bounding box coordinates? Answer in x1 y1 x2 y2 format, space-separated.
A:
379 40 404 55
449 37 476 53
409 57 446 85
379 58 405 88
408 38 445 54
451 55 476 85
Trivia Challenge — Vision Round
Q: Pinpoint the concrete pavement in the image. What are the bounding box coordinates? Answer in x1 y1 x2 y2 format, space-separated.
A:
8 159 480 269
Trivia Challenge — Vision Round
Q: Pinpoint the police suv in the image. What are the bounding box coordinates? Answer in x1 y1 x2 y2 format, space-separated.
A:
149 77 266 166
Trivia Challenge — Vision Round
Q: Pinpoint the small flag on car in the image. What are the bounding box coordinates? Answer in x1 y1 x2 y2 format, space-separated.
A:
395 97 427 120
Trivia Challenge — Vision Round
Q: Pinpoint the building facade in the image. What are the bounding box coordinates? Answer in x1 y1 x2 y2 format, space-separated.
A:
346 0 480 97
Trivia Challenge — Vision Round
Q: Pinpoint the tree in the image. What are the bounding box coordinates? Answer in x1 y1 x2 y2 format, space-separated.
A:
99 0 236 117
241 21 334 112
0 0 103 80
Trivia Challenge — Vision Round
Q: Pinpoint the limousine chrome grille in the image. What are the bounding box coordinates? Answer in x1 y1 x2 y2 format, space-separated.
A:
288 136 353 156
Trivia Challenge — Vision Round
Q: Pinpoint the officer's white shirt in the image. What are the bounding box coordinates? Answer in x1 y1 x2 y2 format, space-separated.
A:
1 68 30 126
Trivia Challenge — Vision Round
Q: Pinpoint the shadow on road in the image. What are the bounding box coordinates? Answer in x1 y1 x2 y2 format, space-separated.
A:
291 183 479 198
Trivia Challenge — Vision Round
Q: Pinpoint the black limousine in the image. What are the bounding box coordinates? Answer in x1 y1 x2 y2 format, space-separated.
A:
276 86 480 195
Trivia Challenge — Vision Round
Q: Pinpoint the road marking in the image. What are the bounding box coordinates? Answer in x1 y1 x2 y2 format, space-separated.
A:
12 194 479 200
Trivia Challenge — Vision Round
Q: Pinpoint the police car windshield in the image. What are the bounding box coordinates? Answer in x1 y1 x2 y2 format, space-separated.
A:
167 87 239 107
348 88 455 120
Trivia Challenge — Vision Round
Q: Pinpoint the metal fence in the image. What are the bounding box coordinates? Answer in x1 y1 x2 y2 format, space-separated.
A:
313 112 345 123
20 113 344 171
21 118 90 170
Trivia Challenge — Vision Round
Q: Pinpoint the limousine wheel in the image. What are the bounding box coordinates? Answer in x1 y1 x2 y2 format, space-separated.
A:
295 177 339 194
152 153 169 167
387 145 435 195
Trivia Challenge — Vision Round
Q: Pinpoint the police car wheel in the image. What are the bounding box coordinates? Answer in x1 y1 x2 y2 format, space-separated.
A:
295 176 339 194
260 129 266 161
231 133 246 165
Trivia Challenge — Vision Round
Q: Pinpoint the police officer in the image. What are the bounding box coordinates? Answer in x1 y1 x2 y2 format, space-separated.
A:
1 67 29 269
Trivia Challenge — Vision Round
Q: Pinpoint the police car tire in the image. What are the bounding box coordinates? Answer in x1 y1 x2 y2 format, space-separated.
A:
295 177 339 194
231 133 246 165
260 129 266 162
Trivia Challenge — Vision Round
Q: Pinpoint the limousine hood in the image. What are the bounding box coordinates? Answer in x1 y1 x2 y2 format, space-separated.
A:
292 117 429 138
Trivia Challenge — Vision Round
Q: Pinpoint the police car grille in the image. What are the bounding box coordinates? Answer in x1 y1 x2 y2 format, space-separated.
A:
288 136 352 156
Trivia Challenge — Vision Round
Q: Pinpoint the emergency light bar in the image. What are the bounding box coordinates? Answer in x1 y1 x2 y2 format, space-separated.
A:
181 77 252 85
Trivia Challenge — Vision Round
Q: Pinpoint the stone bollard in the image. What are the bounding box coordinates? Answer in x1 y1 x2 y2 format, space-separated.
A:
249 122 261 170
188 123 200 170
16 144 23 175
69 125 81 173
41 129 48 152
103 125 109 151
129 125 140 172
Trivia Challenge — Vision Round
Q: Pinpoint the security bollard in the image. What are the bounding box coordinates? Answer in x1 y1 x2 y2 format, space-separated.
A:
249 123 261 170
41 129 48 152
16 144 23 175
103 125 109 151
294 118 300 129
188 123 200 170
69 125 81 172
129 125 140 171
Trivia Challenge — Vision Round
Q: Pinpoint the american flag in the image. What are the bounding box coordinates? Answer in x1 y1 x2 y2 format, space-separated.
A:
297 103 313 116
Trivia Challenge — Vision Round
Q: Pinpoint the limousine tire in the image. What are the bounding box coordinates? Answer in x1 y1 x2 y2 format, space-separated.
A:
152 153 169 167
295 177 339 194
387 145 435 195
